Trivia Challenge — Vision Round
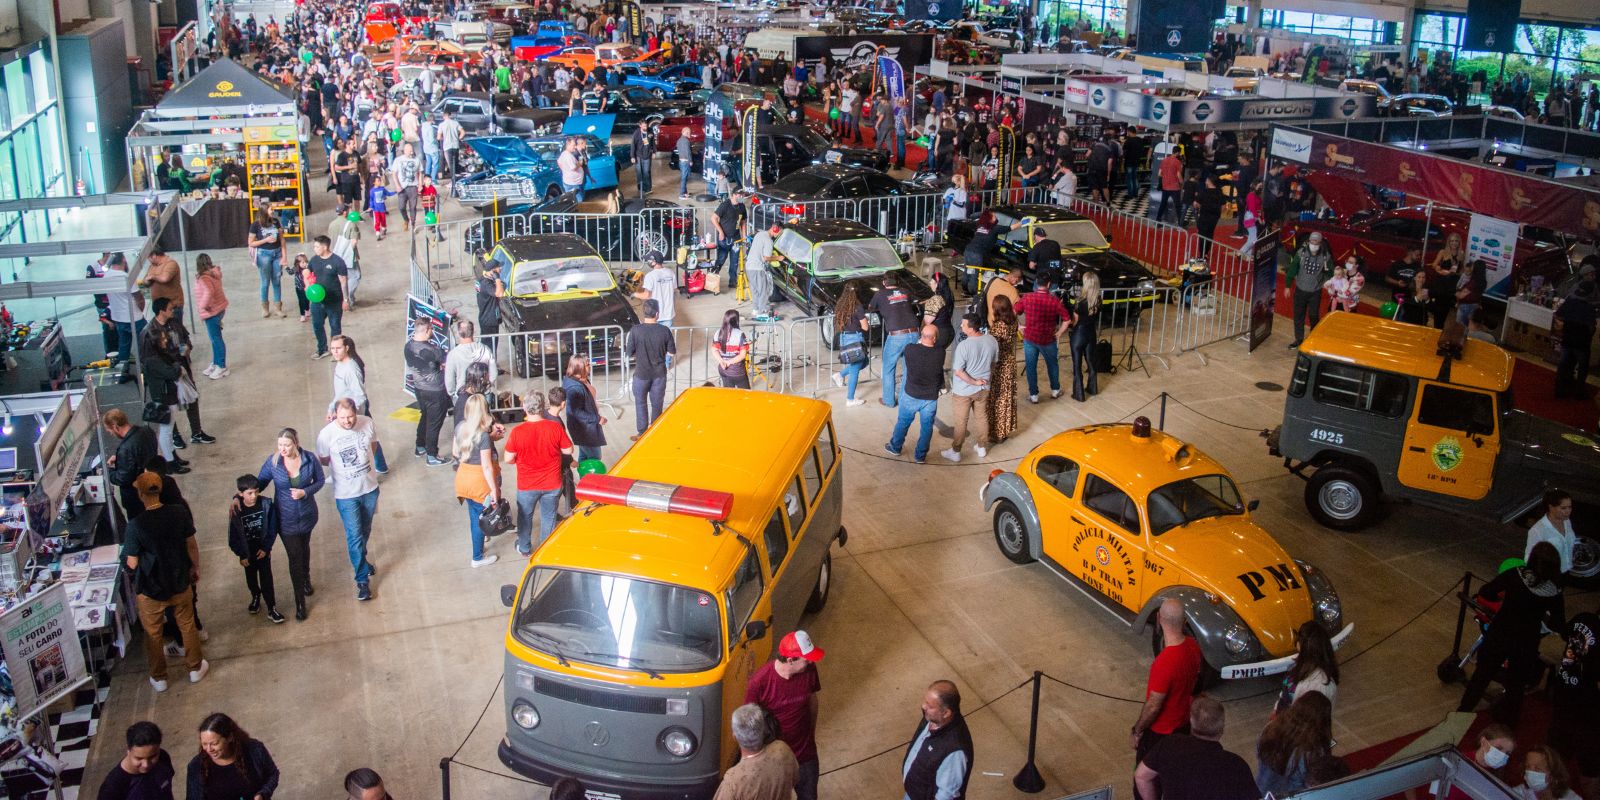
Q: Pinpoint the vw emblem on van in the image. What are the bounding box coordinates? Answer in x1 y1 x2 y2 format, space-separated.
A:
585 721 611 747
1166 29 1182 48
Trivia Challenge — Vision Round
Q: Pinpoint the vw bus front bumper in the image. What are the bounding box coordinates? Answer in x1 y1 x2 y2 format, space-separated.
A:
498 739 720 800
1218 622 1354 680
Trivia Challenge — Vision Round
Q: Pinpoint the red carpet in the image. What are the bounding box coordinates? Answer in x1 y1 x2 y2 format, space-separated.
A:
1341 693 1566 797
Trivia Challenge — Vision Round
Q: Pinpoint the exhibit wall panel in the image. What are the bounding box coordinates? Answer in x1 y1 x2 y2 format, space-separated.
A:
57 18 131 194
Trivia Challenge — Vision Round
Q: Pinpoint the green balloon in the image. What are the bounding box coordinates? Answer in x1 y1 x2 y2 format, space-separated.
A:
1498 557 1525 574
305 283 327 303
829 108 839 120
916 136 930 148
346 210 362 222
577 459 606 476
1379 301 1398 319
300 50 313 64
389 128 402 143
424 210 438 225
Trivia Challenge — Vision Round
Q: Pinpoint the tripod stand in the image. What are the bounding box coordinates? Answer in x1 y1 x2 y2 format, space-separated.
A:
1116 310 1151 378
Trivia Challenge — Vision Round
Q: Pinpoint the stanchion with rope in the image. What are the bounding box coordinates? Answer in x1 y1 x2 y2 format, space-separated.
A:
1013 670 1046 793
439 757 452 800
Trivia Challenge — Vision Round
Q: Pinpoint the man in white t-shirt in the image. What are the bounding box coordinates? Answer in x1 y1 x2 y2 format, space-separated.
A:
557 138 586 200
104 253 144 367
1526 488 1577 575
316 399 382 602
634 256 678 327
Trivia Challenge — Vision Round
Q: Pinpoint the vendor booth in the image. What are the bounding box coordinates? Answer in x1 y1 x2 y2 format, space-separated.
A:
126 59 305 249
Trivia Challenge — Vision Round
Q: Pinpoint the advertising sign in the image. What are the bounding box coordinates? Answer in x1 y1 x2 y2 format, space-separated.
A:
740 105 759 189
1463 0 1519 53
0 583 87 719
793 34 934 74
1249 236 1280 352
905 0 962 21
36 391 96 536
997 125 1016 193
703 98 725 189
1466 213 1520 298
1164 94 1375 125
403 295 452 398
1270 128 1314 164
1136 0 1216 54
878 54 906 104
625 2 644 43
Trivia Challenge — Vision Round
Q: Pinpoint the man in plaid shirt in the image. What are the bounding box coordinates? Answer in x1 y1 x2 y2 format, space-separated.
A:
1016 275 1071 403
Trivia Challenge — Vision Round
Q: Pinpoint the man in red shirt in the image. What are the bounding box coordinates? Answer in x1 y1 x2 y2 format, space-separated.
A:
745 630 824 800
503 388 573 557
1015 275 1071 404
1129 598 1203 800
1156 148 1184 224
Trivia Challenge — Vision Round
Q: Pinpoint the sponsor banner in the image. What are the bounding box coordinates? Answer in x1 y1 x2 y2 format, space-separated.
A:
1270 128 1314 163
1296 129 1600 243
1165 93 1375 125
741 105 759 188
905 0 962 21
1113 90 1152 120
879 55 906 104
1136 0 1216 54
997 125 1016 192
1463 0 1518 53
1249 236 1280 352
793 34 934 74
625 2 644 43
1466 213 1520 298
1 583 88 720
703 98 725 186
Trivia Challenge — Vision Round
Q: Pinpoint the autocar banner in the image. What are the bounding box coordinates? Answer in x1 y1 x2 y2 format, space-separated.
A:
878 54 905 104
1279 126 1600 241
1463 0 1518 53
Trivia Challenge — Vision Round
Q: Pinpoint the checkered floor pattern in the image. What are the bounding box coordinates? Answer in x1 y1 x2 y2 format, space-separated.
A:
2 672 112 800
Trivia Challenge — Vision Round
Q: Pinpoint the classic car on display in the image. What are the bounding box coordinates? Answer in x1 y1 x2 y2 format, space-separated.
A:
1383 93 1455 117
587 87 701 133
945 204 1161 323
482 234 637 378
432 92 567 136
465 191 696 264
616 61 703 97
543 42 661 72
983 418 1353 680
670 123 890 180
767 219 934 338
456 115 629 203
1280 171 1571 301
750 164 933 230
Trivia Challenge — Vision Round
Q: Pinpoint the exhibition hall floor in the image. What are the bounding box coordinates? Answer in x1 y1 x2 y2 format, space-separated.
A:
78 191 1574 799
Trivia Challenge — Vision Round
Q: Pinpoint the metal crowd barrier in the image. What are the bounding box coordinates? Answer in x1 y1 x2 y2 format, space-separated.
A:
475 325 630 403
417 206 703 280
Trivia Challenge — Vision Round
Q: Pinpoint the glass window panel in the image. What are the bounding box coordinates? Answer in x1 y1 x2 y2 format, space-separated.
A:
4 62 26 124
27 51 52 110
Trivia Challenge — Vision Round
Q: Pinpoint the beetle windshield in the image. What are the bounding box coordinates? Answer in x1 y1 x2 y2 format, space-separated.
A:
1146 474 1244 535
510 255 614 296
513 568 723 673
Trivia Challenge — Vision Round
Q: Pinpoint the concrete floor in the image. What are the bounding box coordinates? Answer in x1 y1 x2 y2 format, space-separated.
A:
76 162 1558 799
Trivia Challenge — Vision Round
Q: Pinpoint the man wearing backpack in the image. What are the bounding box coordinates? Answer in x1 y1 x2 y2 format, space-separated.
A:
122 472 209 692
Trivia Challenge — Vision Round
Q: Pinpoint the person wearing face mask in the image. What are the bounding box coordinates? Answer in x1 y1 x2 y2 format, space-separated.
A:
1435 724 1517 798
1284 231 1331 348
1520 744 1580 800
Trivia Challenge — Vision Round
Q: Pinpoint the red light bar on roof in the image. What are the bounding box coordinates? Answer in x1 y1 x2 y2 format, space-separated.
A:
575 474 734 521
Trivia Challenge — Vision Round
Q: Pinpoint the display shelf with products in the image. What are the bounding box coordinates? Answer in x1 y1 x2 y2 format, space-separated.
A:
244 133 304 243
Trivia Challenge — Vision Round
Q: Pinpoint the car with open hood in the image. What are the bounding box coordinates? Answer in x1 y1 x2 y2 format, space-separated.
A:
1268 312 1600 584
1280 171 1570 303
767 219 933 338
945 204 1161 324
456 115 629 203
984 418 1352 680
465 191 697 264
484 234 637 378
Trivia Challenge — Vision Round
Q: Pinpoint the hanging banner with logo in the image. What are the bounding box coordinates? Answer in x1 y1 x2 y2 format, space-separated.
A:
1136 0 1215 54
703 98 725 190
1466 213 1520 298
1249 236 1280 352
625 2 644 44
1463 0 1518 53
740 105 759 189
877 54 905 105
997 125 1016 193
1 583 88 720
904 0 962 21
793 34 934 74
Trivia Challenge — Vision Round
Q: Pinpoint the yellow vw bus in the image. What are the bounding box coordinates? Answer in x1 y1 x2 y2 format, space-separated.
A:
497 388 846 798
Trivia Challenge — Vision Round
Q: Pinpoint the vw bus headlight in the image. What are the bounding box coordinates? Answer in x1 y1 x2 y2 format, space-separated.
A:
512 700 541 730
659 727 697 757
1223 624 1252 655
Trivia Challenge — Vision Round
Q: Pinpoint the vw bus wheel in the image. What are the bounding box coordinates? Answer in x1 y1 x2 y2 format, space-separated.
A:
1305 466 1376 531
992 500 1033 564
805 553 831 613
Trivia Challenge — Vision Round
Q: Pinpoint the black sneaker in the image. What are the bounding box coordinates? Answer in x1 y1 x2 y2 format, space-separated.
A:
425 455 451 467
266 609 286 624
171 464 192 475
172 435 187 450
247 596 261 615
356 583 372 601
414 446 426 457
191 432 217 444
294 600 307 621
304 583 315 597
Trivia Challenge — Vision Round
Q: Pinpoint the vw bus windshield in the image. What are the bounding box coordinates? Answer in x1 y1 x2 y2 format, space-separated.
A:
1146 474 1244 535
510 255 614 296
513 568 722 673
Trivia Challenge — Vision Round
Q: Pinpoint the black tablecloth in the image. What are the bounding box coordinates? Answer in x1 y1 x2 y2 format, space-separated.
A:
152 198 252 250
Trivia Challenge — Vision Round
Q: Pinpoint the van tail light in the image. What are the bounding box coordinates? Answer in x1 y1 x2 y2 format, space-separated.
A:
576 474 734 521
541 278 548 293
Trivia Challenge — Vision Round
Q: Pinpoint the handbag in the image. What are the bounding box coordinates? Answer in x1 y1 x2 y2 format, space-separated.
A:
838 340 867 365
141 400 171 425
176 374 200 406
477 499 514 538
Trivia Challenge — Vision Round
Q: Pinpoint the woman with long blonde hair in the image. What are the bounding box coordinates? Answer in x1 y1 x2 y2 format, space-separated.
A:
986 294 1019 442
1427 232 1464 328
1068 271 1100 402
452 393 501 568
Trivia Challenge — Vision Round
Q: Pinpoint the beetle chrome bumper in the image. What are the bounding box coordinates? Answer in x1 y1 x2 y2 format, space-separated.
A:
1218 622 1355 680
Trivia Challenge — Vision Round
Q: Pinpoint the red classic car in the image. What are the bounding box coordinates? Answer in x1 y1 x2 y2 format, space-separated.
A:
364 2 430 43
1280 171 1571 301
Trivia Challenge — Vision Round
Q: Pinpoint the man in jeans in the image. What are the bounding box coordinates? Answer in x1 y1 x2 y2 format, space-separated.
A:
504 390 573 556
1284 231 1331 348
104 253 145 368
1015 274 1070 403
316 399 382 602
557 137 586 200
869 273 921 407
626 299 675 440
885 325 945 464
404 321 452 467
306 236 350 359
942 314 996 463
121 471 208 692
389 142 423 231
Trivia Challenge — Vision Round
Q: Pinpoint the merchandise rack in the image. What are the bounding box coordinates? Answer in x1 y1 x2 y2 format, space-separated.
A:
244 132 304 242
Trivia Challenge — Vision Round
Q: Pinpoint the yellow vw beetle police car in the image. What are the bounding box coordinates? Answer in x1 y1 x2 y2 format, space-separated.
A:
981 417 1352 679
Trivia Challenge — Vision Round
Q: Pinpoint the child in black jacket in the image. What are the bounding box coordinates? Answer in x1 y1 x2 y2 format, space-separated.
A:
227 475 284 624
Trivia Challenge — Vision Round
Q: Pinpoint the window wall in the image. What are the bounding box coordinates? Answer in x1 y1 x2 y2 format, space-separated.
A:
0 43 65 246
1412 11 1600 101
1260 10 1387 44
1038 0 1129 37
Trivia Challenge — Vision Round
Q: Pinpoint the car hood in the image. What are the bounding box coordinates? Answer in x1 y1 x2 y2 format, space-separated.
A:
822 145 885 164
562 113 615 139
500 107 569 124
507 290 637 332
1503 409 1600 482
1302 171 1381 220
1150 517 1312 658
466 135 543 172
1062 249 1156 287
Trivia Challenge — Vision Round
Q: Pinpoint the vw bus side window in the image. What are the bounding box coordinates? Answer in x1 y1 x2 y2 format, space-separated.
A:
785 476 807 532
1417 384 1496 436
763 509 790 575
816 423 837 476
726 548 764 644
1035 455 1080 498
1312 361 1409 417
1288 355 1311 397
802 450 824 505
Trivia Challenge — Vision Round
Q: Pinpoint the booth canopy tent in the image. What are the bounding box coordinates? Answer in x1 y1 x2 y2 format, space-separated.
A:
150 58 295 120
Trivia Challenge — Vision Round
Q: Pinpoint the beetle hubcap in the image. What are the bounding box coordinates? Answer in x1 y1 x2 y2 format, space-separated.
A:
1320 480 1361 520
997 511 1023 553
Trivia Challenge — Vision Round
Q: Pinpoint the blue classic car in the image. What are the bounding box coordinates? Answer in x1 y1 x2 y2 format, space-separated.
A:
456 115 630 204
615 62 702 98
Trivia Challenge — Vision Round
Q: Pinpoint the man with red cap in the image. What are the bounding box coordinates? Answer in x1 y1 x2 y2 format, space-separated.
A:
746 629 824 800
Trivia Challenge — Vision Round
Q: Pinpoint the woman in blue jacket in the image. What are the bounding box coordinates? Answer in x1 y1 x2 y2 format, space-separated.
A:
255 428 325 621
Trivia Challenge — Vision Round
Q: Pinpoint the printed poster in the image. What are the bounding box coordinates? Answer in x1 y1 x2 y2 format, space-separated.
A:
1465 213 1519 299
1249 236 1280 352
0 583 88 719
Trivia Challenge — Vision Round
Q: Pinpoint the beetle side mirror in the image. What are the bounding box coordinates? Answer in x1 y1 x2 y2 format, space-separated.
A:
500 584 517 607
1247 499 1260 511
744 620 768 642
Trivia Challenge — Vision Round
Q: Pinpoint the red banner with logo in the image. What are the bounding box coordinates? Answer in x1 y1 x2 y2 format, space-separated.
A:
1293 129 1600 240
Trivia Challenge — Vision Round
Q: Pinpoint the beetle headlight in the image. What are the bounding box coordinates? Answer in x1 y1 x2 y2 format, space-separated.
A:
1223 624 1252 655
1315 593 1341 625
659 727 697 757
512 700 541 730
1296 560 1343 630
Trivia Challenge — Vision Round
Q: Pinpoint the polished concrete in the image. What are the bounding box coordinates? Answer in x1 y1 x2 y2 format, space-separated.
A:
75 172 1575 799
